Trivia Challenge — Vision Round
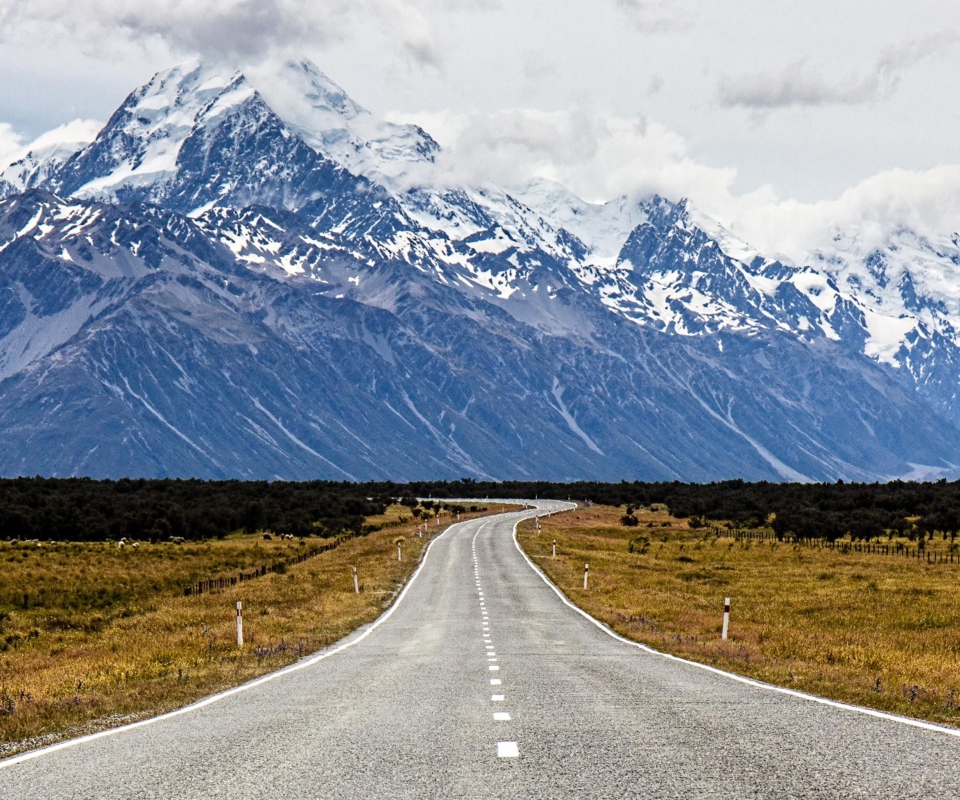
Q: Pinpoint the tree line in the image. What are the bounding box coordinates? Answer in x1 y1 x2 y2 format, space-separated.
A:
0 478 391 542
369 478 960 542
3 477 959 543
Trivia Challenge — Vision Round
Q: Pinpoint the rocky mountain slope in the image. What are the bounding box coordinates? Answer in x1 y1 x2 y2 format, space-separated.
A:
1 59 959 481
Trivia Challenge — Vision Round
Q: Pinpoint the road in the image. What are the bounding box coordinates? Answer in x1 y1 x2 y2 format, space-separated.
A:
4 501 960 798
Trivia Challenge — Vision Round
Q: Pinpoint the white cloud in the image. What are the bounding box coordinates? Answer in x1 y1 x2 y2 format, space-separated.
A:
0 122 23 169
23 118 103 152
0 118 101 172
389 105 960 267
389 107 736 207
726 166 960 262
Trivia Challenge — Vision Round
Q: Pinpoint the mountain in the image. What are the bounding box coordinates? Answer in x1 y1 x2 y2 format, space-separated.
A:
1 58 959 482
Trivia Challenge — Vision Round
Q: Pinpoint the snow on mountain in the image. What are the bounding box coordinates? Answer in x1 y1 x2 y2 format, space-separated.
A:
52 60 250 203
511 177 648 263
0 119 102 198
250 59 439 184
6 58 960 480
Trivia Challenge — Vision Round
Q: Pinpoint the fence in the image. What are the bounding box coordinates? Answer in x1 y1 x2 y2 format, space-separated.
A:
731 528 959 564
184 535 351 597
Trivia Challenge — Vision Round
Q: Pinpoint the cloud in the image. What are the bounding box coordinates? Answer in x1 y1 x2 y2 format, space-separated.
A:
521 49 557 81
719 32 960 111
23 118 103 152
389 105 960 269
0 118 102 174
0 123 23 169
613 0 689 32
387 107 737 209
726 166 960 262
0 0 440 66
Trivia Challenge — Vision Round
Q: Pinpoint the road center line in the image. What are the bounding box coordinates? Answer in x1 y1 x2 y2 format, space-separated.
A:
497 741 519 758
2 514 499 769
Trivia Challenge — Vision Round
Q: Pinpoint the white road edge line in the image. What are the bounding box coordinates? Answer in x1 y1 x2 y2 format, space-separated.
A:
511 503 960 740
1 516 495 769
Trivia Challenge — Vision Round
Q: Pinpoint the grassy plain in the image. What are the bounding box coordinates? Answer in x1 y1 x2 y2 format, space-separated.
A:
519 504 960 728
0 503 492 755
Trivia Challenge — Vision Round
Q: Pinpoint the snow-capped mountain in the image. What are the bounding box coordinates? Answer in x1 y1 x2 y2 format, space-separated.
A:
0 122 99 198
251 59 440 184
2 58 960 481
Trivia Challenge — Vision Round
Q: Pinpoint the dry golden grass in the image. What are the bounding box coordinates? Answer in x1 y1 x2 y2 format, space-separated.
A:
0 503 494 754
519 504 960 728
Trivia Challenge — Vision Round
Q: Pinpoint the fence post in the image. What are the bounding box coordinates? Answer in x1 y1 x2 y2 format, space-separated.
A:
722 597 730 640
236 600 243 647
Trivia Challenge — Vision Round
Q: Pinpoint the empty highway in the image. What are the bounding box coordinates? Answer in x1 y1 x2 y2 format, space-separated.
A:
3 501 960 798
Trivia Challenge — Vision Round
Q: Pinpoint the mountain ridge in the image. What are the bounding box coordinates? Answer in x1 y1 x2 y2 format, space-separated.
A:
1 59 959 481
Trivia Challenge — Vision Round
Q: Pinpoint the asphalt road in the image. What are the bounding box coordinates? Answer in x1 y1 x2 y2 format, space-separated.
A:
4 501 960 798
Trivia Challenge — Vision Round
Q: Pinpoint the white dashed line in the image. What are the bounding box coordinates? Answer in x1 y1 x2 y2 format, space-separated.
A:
489 665 499 671
490 678 501 685
491 695 504 701
497 741 519 758
494 712 511 721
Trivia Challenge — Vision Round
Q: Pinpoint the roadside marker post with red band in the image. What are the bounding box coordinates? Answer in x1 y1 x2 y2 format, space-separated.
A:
552 539 556 558
722 597 730 640
583 563 589 590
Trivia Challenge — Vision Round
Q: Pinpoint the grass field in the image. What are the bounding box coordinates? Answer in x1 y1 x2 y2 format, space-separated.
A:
518 504 960 728
0 502 494 755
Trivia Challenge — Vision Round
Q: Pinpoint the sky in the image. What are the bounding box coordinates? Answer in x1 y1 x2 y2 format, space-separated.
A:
0 0 958 260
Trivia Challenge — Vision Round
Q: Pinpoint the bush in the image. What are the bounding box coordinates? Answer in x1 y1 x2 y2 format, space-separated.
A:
628 536 650 554
620 514 639 527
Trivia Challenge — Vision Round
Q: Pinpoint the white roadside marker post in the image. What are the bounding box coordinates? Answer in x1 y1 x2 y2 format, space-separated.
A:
583 563 589 590
397 542 402 561
353 566 359 594
552 538 556 558
722 597 730 640
236 600 243 648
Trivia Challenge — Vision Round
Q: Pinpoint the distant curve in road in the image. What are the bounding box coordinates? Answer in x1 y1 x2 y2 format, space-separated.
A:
3 501 960 799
